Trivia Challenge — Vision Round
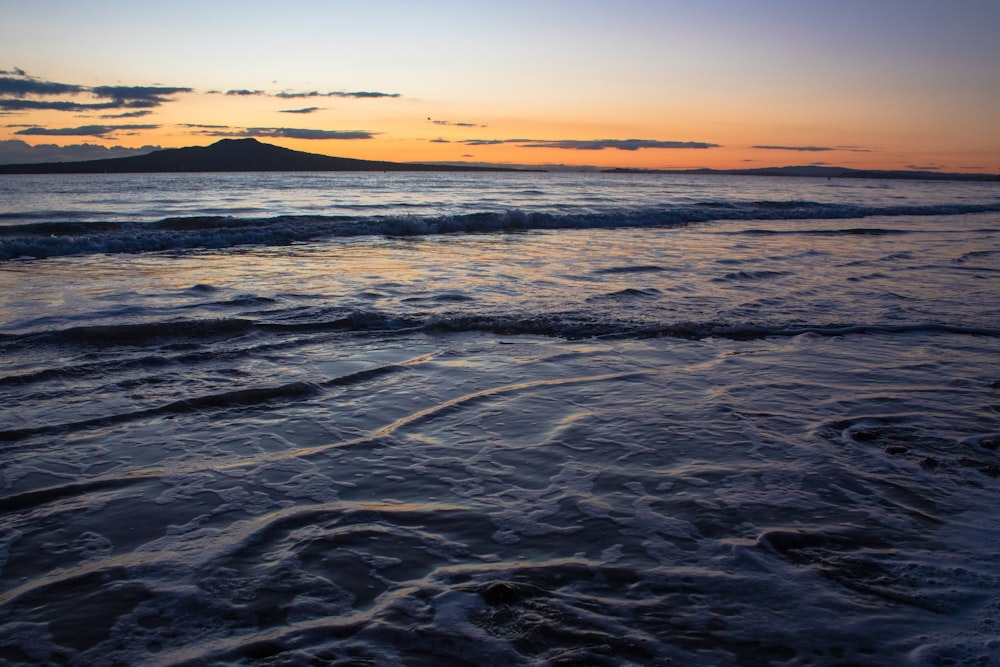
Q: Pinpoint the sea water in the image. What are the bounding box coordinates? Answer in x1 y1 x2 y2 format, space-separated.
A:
1 172 999 665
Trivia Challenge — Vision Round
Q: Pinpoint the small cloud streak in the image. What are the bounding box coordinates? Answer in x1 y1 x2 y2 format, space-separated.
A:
14 124 159 137
463 139 511 146
226 89 265 96
753 144 834 152
275 90 400 99
100 110 154 119
522 139 719 151
334 91 400 98
753 144 872 153
429 118 487 128
279 107 322 114
247 128 375 140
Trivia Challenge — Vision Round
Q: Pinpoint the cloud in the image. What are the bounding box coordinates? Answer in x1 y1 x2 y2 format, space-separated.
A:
90 85 192 107
453 138 720 150
1 70 393 123
275 90 399 99
0 99 108 112
14 124 159 137
275 91 330 99
0 70 191 112
0 75 83 97
0 139 160 165
191 126 376 140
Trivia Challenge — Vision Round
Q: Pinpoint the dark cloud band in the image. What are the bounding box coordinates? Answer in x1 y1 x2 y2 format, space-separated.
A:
0 75 83 97
1 71 191 112
91 85 192 103
191 126 376 140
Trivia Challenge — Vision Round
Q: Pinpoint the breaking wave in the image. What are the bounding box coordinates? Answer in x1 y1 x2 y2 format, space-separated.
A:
4 200 1000 260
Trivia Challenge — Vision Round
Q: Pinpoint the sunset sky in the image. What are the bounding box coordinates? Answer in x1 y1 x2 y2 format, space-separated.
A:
2 0 998 171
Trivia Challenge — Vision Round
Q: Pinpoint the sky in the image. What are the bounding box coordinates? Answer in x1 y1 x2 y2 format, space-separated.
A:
1 0 999 171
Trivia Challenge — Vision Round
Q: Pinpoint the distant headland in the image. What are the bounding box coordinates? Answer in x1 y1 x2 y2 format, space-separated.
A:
603 165 998 182
0 138 535 174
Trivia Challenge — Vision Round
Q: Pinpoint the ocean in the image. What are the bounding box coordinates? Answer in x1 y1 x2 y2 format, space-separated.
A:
1 171 999 666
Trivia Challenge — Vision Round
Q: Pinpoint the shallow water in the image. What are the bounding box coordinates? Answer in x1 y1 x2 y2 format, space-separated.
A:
1 173 999 665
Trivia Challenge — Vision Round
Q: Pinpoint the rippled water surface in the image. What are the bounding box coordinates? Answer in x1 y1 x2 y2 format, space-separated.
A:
1 173 999 665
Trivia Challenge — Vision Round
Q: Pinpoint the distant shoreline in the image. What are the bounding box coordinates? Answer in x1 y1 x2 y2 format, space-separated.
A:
602 166 998 183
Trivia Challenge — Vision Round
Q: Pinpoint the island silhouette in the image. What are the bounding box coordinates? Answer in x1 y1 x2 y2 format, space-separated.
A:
0 138 530 174
0 138 994 180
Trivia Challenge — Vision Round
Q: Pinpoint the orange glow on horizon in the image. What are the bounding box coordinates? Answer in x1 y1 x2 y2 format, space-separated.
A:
2 82 998 173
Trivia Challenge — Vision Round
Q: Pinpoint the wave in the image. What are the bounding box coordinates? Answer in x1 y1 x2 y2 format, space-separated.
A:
712 270 794 282
3 200 1000 260
426 316 1000 341
7 310 999 358
0 380 323 443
